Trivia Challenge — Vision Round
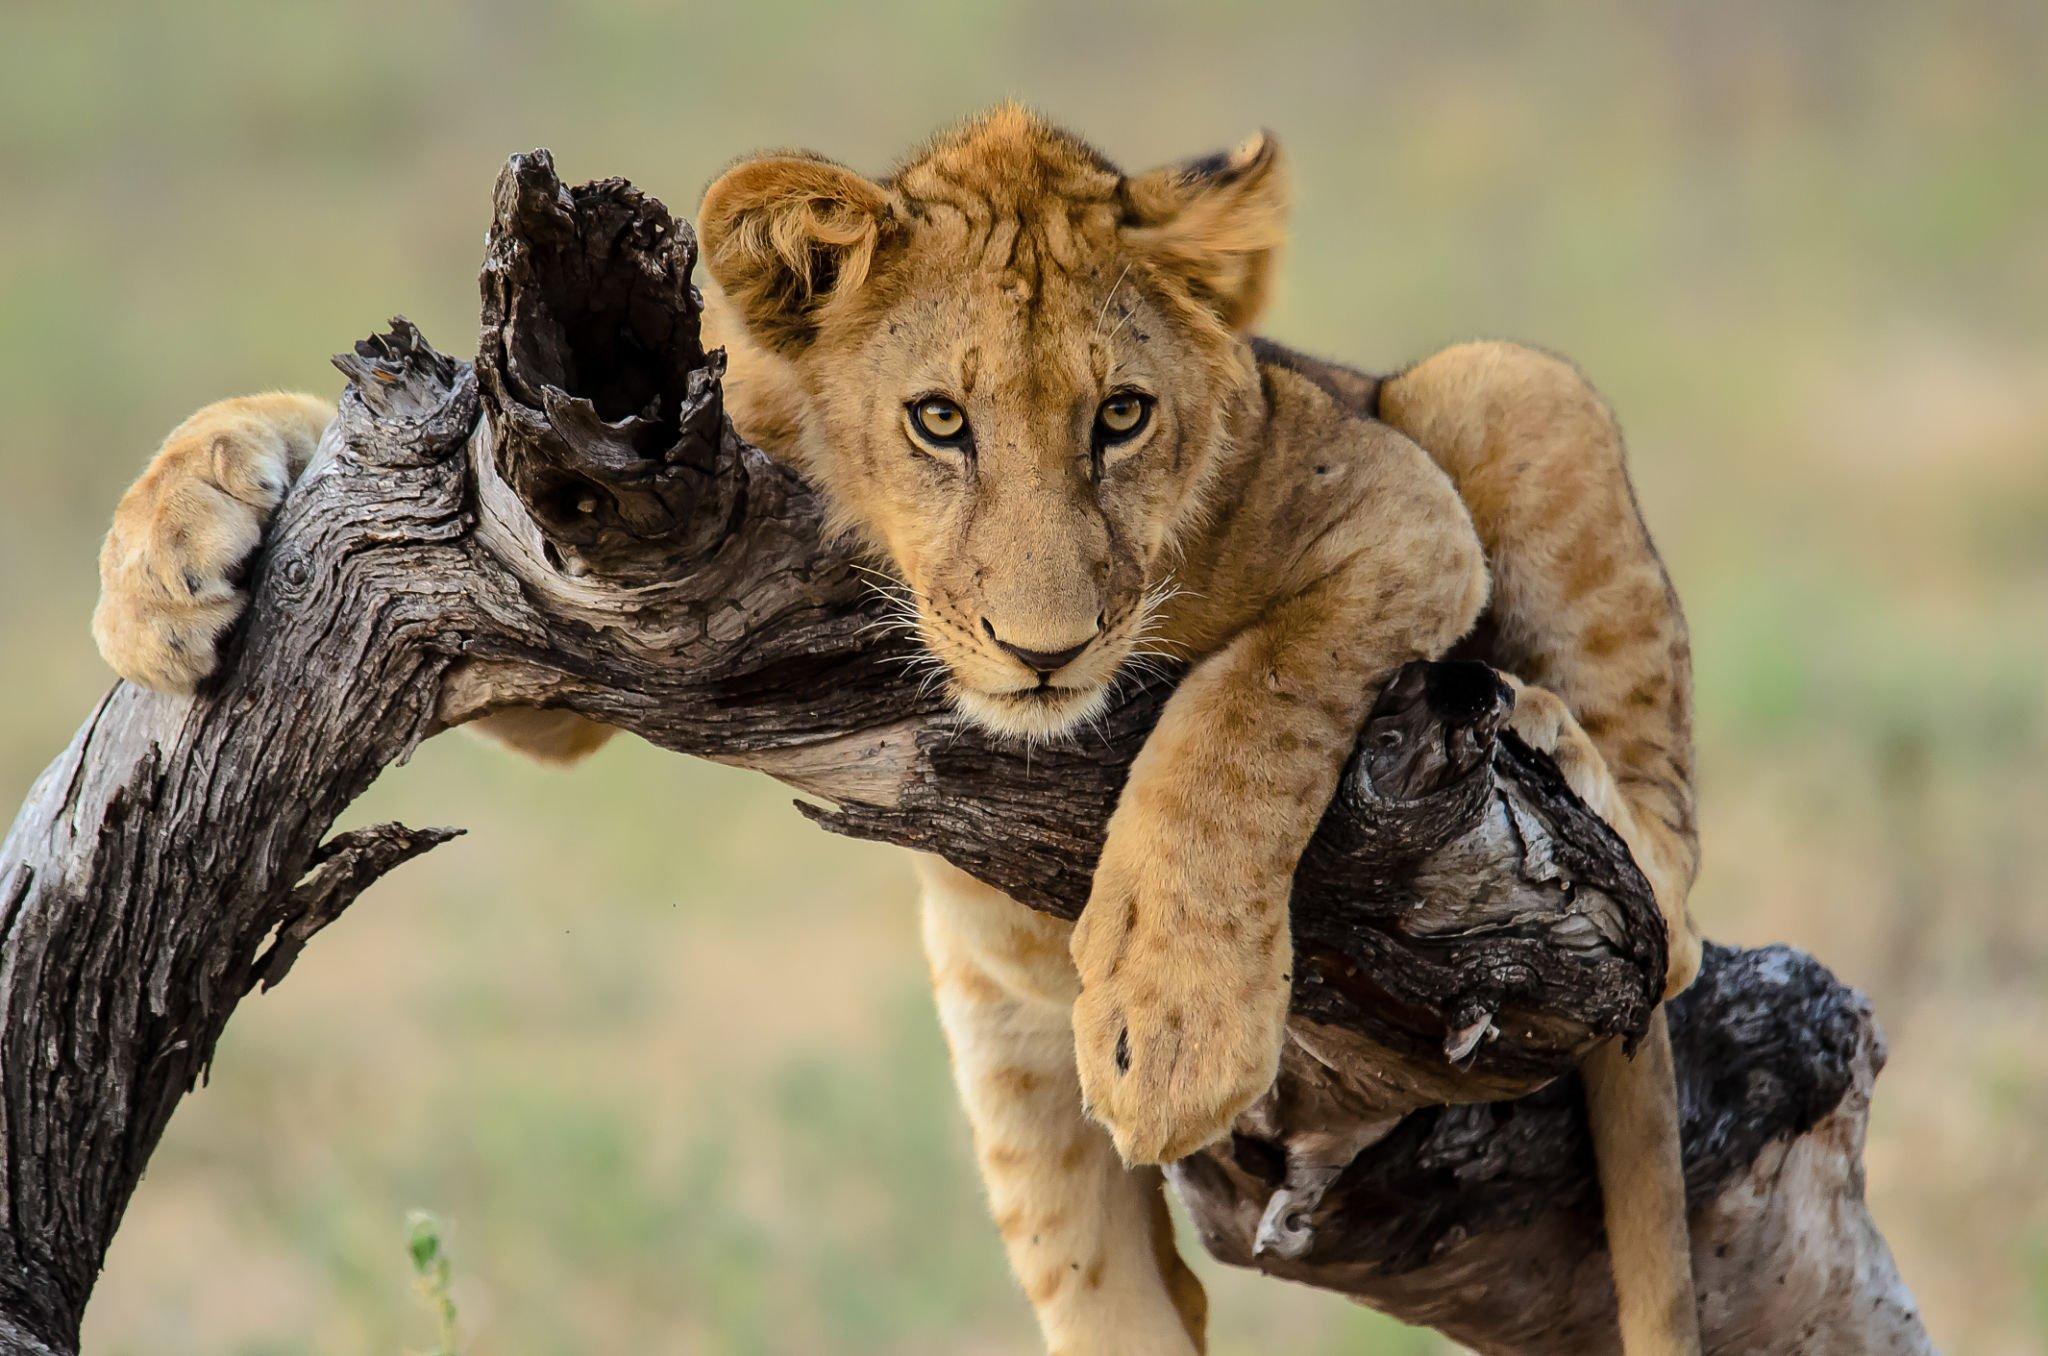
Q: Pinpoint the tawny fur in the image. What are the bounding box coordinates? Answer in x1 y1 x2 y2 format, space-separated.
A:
92 392 331 693
92 105 1702 1354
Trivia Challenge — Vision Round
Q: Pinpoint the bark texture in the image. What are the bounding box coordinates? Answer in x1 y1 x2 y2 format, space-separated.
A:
0 151 1927 1354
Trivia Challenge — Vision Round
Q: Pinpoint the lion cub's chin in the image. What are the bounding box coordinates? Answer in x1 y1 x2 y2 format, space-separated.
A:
951 680 1116 743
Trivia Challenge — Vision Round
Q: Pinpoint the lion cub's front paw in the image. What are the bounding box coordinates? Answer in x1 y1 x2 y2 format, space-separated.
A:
1070 882 1291 1164
92 420 296 693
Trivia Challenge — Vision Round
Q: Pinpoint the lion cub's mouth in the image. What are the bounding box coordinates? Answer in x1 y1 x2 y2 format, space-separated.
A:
952 677 1116 742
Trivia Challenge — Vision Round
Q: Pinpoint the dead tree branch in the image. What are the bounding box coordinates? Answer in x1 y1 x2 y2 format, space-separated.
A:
0 152 1926 1355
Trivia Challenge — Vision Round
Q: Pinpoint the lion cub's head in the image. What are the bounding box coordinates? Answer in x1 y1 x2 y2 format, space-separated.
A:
699 106 1288 739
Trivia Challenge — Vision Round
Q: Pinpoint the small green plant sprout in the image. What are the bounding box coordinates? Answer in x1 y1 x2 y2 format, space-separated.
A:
404 1210 460 1356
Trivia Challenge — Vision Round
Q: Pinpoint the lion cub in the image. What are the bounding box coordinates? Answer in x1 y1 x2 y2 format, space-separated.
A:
93 107 1704 1354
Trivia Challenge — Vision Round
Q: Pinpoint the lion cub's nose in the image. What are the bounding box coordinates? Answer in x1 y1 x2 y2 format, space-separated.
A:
981 616 1098 676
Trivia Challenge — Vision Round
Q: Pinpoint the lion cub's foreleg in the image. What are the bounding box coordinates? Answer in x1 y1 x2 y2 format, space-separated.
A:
94 393 616 766
918 859 1206 1356
1070 412 1488 1168
94 392 334 692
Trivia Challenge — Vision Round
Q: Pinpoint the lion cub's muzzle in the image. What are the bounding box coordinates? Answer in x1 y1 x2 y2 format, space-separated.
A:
936 602 1135 740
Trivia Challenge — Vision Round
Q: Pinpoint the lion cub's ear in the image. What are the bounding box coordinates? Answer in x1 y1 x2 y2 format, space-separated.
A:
1121 132 1289 331
698 154 895 354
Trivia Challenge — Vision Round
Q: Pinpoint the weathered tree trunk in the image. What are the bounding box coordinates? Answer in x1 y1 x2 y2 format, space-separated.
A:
0 152 1928 1355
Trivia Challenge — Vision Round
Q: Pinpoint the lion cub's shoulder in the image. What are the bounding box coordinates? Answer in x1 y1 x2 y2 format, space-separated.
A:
1250 337 1384 423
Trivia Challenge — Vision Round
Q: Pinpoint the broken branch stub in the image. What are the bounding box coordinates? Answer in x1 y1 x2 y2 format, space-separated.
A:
479 149 737 580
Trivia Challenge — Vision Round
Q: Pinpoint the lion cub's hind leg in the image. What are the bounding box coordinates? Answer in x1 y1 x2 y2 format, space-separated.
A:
1505 677 1699 1353
1501 676 1624 825
1384 343 1704 1353
918 859 1206 1356
1380 341 1701 991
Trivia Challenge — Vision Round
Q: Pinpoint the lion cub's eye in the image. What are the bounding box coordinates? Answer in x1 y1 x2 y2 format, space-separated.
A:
1095 392 1153 444
910 397 970 447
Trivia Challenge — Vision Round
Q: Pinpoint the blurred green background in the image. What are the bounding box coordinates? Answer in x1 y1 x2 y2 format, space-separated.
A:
3 2 2045 1352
